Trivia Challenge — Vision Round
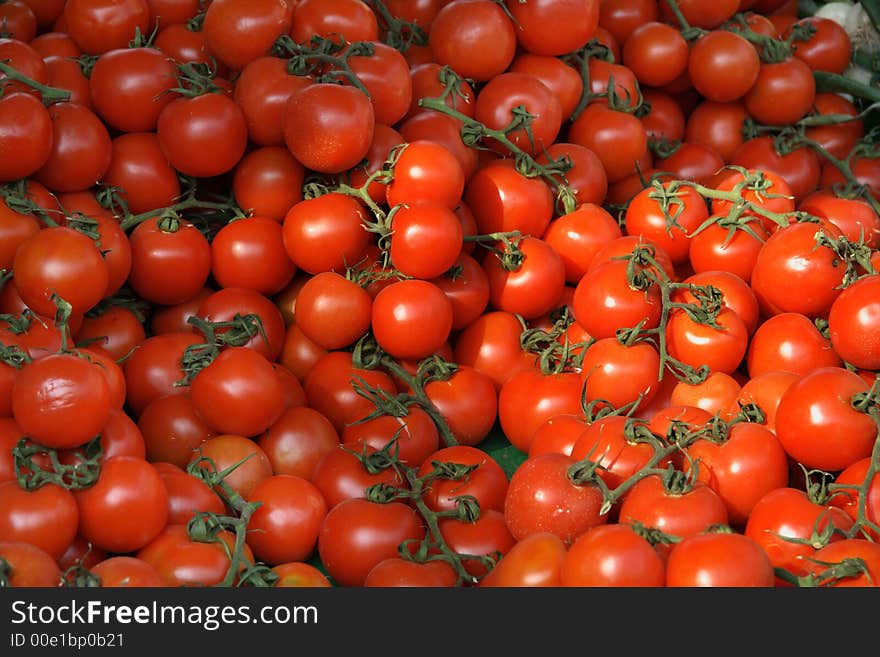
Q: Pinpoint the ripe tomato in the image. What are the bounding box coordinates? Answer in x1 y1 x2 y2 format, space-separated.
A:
805 93 863 160
272 561 332 587
157 92 248 178
152 461 225 526
194 434 273 500
453 311 535 391
364 558 457 588
464 159 554 237
568 103 648 183
423 366 497 447
318 498 424 587
123 331 202 416
439 509 516 580
232 146 304 222
799 192 879 248
745 487 853 579
75 456 169 553
731 137 820 202
560 523 665 586
480 531 566 587
0 481 78 560
258 407 339 481
247 475 327 566
233 58 311 148
538 143 608 206
484 236 566 321
101 132 181 215
196 287 285 361
688 219 768 284
666 307 749 376
342 406 439 469
190 348 286 437
543 203 621 284
207 218 294 295
504 453 607 544
389 202 463 280
744 58 816 126
282 194 370 275
747 312 841 377
371 280 453 360
431 253 491 332
807 540 880 587
570 415 663 491
625 183 709 266
139 394 216 468
787 17 851 74
528 414 585 458
618 475 729 539
91 556 164 587
688 31 760 103
0 542 60 587
828 275 880 370
669 371 741 418
202 0 291 72
0 92 53 182
729 370 799 433
580 339 660 410
666 532 775 587
346 40 411 127
288 0 378 44
830 458 880 541
311 444 404 510
429 0 515 82
684 101 750 163
12 353 112 449
138 524 252 586
661 0 738 28
284 83 374 175
418 445 507 514
623 21 688 88
62 0 150 55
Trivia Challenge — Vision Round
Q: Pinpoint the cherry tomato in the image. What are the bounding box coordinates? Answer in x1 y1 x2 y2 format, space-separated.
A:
194 434 273 500
560 523 665 586
429 0 515 82
202 0 291 72
666 532 774 587
618 475 729 539
0 481 78 560
688 31 760 103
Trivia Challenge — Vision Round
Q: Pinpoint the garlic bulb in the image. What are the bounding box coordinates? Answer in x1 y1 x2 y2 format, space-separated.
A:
815 2 855 27
844 3 880 54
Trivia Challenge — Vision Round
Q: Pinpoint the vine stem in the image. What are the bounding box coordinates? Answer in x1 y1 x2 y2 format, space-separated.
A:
828 407 880 540
119 194 244 231
0 61 71 105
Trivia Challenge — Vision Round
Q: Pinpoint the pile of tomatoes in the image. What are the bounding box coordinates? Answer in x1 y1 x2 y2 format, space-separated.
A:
1 0 880 589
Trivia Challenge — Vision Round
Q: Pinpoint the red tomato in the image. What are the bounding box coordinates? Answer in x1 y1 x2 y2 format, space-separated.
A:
258 407 339 481
310 444 404 510
543 204 622 284
666 532 774 587
138 524 252 586
74 456 169 553
423 365 497 447
685 101 750 163
805 93 863 160
92 556 164 587
152 461 224 526
342 406 439 469
484 236 566 321
318 498 424 587
62 0 150 55
625 183 710 266
787 17 851 74
560 523 666 586
731 136 820 202
453 311 535 391
138 394 216 468
800 192 879 248
828 275 880 369
282 194 370 275
0 482 78 560
273 561 332 587
0 92 53 182
210 217 296 296
101 132 181 215
580 339 660 410
288 0 378 44
830 457 880 541
747 312 841 377
618 475 729 539
568 103 648 183
232 146 304 221
479 531 566 587
195 434 273 500
196 287 286 361
464 159 554 237
364 558 457 588
389 202 463 280
666 307 749 375
669 371 741 418
0 542 60 587
623 21 688 87
528 414 585 458
729 370 799 433
346 41 411 127
688 31 760 103
807 540 880 587
429 0 515 82
570 415 663 491
386 141 465 210
537 143 608 207
202 0 291 72
371 280 453 360
418 445 508 514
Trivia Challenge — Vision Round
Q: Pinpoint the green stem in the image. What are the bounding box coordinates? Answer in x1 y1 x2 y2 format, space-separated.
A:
0 61 71 105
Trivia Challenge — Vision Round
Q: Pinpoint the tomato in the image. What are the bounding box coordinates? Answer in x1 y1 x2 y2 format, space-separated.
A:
157 92 248 178
138 524 252 587
89 47 177 132
137 394 214 467
502 0 596 55
465 161 554 239
821 156 880 201
123 331 202 416
406 61 475 122
154 21 214 66
389 203 463 280
573 259 662 340
744 487 853 579
0 482 78 560
684 101 749 163
666 532 774 587
202 0 291 72
528 414 585 458
318 498 423 587
747 312 841 378
386 141 465 211
543 204 621 284
623 21 688 88
417 445 507 514
75 456 168 553
284 83 374 175
504 453 607 544
282 194 370 275
560 523 665 586
688 219 768 284
0 93 53 182
669 371 741 418
787 17 851 75
661 0 738 28
729 370 798 433
751 222 844 318
149 287 214 336
619 475 729 539
625 183 709 266
484 236 565 321
195 434 273 501
231 147 304 223
12 353 112 449
289 0 378 44
568 103 648 183
245 474 327 566
371 280 452 360
666 307 748 376
62 0 150 54
775 367 876 472
364 558 457 587
653 142 725 187
423 366 497 447
598 0 657 45
744 58 816 126
830 458 880 542
273 561 332 587
0 0 36 40
152 461 224 525
429 0 515 82
805 93 863 161
827 275 880 369
807 540 880 587
538 143 608 207
34 102 111 194
438 509 515 580
688 31 759 103
580 339 660 410
91 556 164 587
128 216 211 306
344 41 411 127
479 531 565 587
0 542 60 587
311 444 404 510
733 139 819 204
0 199 39 282
453 311 534 391
342 406 439 469
799 192 880 248
431 253 490 332
303 351 396 433
233 57 309 148
101 132 181 216
508 54 583 122
257 407 338 480
56 535 105 572
639 90 685 143
208 218 295 297
196 287 285 362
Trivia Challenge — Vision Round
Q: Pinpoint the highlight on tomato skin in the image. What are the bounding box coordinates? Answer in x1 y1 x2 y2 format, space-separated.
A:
1 0 879 592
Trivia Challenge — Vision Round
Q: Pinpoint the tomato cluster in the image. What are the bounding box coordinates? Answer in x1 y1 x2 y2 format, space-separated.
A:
1 0 880 589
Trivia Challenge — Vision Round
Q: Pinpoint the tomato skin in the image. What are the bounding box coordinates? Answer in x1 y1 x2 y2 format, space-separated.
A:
284 83 374 175
744 487 853 579
429 0 515 82
828 275 880 370
389 203 463 280
623 21 688 88
258 407 339 481
418 446 507 514
465 160 554 238
830 458 880 541
731 137 820 202
282 194 370 275
12 226 108 318
453 311 535 391
662 0 737 28
123 331 202 416
423 366 497 447
799 192 879 248
75 456 169 553
63 0 150 55
504 453 607 545
311 444 404 510
747 313 840 378
196 287 286 362
210 217 296 296
666 532 774 587
729 370 798 433
386 141 465 211
130 217 212 307
0 541 61 587
91 556 164 587
0 92 53 182
688 31 760 103
744 58 816 126
12 353 112 450
138 524 252 587
202 0 291 72
775 367 876 472
787 17 851 75
568 103 648 183
139 394 216 468
543 204 621 284
318 498 424 587
561 523 666 587
439 509 516 579
157 92 248 178
573 260 662 340
364 558 457 587
190 348 286 438
272 561 332 587
0 192 41 271
431 253 490 332
686 424 789 526
342 407 440 470
0 482 78 560
625 184 709 266
346 41 411 127
805 93 863 161
688 220 768 284
618 476 729 539
509 54 583 122
685 101 749 163
807 540 880 587
246 475 327 566
570 416 663 491
750 222 843 318
538 143 608 207
580 339 660 411
479 531 566 587
232 146 304 222
101 132 180 216
371 280 453 361
666 307 749 376
504 0 597 55
152 462 224 526
484 236 566 321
